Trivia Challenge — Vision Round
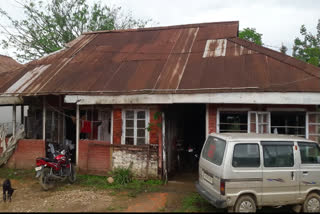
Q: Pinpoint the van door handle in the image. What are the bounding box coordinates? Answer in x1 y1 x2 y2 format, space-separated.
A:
291 171 294 180
303 171 309 175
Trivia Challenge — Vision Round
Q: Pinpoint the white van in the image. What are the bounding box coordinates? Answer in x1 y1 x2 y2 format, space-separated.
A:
196 133 320 213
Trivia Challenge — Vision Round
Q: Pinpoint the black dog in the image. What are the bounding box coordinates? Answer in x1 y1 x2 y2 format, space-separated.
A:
3 179 15 202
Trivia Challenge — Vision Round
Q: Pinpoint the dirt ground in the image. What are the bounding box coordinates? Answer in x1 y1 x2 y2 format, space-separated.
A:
0 173 199 212
0 172 293 213
0 179 114 212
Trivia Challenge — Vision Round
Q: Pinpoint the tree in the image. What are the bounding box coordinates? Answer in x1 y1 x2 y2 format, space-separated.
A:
0 0 153 62
239 27 263 45
293 19 320 67
280 43 288 54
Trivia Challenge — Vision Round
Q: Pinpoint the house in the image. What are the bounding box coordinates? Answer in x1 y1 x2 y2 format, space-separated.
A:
0 21 320 179
0 55 24 135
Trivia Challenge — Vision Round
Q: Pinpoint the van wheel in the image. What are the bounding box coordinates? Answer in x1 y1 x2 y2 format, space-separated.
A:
234 195 256 213
303 193 320 213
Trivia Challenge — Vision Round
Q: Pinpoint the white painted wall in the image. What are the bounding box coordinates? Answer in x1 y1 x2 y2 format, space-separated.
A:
112 149 158 178
65 92 320 105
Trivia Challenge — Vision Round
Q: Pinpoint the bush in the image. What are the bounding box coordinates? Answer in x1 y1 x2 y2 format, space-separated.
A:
112 167 133 185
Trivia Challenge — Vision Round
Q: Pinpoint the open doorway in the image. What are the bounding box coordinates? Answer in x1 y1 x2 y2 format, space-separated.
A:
165 104 206 179
64 110 76 163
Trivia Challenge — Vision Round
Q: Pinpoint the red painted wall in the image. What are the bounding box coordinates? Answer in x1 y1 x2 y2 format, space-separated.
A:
208 105 217 134
78 140 111 174
1 139 45 169
113 109 122 145
149 109 163 174
149 109 162 145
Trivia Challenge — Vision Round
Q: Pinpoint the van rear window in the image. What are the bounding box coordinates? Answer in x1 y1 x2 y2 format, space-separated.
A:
202 136 226 166
232 144 260 167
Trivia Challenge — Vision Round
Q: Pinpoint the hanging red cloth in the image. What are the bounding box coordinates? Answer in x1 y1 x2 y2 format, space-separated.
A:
81 120 92 133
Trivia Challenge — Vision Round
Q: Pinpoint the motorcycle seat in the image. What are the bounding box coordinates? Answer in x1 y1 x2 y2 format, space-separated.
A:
38 157 56 162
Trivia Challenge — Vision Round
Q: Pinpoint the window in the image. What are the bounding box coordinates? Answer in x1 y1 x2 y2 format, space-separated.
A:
262 142 294 167
271 111 306 137
249 112 270 134
202 136 226 165
123 110 148 145
307 112 320 143
232 144 260 167
298 142 320 164
219 111 248 133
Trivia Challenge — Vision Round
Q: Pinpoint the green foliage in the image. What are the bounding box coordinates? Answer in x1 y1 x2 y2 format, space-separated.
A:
177 193 218 212
0 0 153 62
280 43 288 54
76 174 110 188
146 111 162 132
293 19 320 67
76 173 163 198
112 167 133 185
239 27 263 45
0 168 34 180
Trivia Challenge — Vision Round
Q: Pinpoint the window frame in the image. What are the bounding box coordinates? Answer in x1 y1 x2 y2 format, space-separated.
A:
217 108 250 133
232 143 261 168
248 111 271 134
122 109 150 145
216 108 308 139
306 112 320 142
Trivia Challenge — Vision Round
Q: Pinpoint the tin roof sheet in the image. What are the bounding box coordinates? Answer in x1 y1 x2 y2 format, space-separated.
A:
1 21 320 96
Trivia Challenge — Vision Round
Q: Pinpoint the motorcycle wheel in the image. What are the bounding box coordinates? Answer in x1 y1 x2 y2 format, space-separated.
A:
68 164 76 184
39 168 54 191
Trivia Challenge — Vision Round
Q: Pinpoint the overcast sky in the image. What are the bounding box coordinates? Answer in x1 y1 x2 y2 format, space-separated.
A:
0 0 319 61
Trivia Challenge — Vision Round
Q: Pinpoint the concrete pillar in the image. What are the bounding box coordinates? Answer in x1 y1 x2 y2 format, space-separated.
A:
12 105 16 136
43 97 46 140
76 104 79 166
21 105 24 125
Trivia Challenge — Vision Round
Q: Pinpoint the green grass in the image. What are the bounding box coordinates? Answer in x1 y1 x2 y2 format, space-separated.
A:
76 174 164 197
0 167 35 180
176 193 220 213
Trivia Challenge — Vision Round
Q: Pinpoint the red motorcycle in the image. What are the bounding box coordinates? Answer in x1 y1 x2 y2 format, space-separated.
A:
35 141 76 190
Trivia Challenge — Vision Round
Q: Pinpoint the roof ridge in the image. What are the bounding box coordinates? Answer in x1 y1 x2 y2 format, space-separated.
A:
0 54 20 62
83 21 239 35
229 37 320 78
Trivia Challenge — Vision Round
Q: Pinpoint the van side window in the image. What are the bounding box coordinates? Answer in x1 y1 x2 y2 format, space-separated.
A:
232 144 260 167
263 145 294 167
298 142 320 164
202 136 226 166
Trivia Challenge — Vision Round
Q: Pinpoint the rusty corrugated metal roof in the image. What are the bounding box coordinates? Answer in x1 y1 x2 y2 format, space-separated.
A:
0 55 24 91
0 55 22 73
1 21 320 96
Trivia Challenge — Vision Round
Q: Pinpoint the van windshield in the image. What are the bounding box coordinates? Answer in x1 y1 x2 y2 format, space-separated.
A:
202 136 226 166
